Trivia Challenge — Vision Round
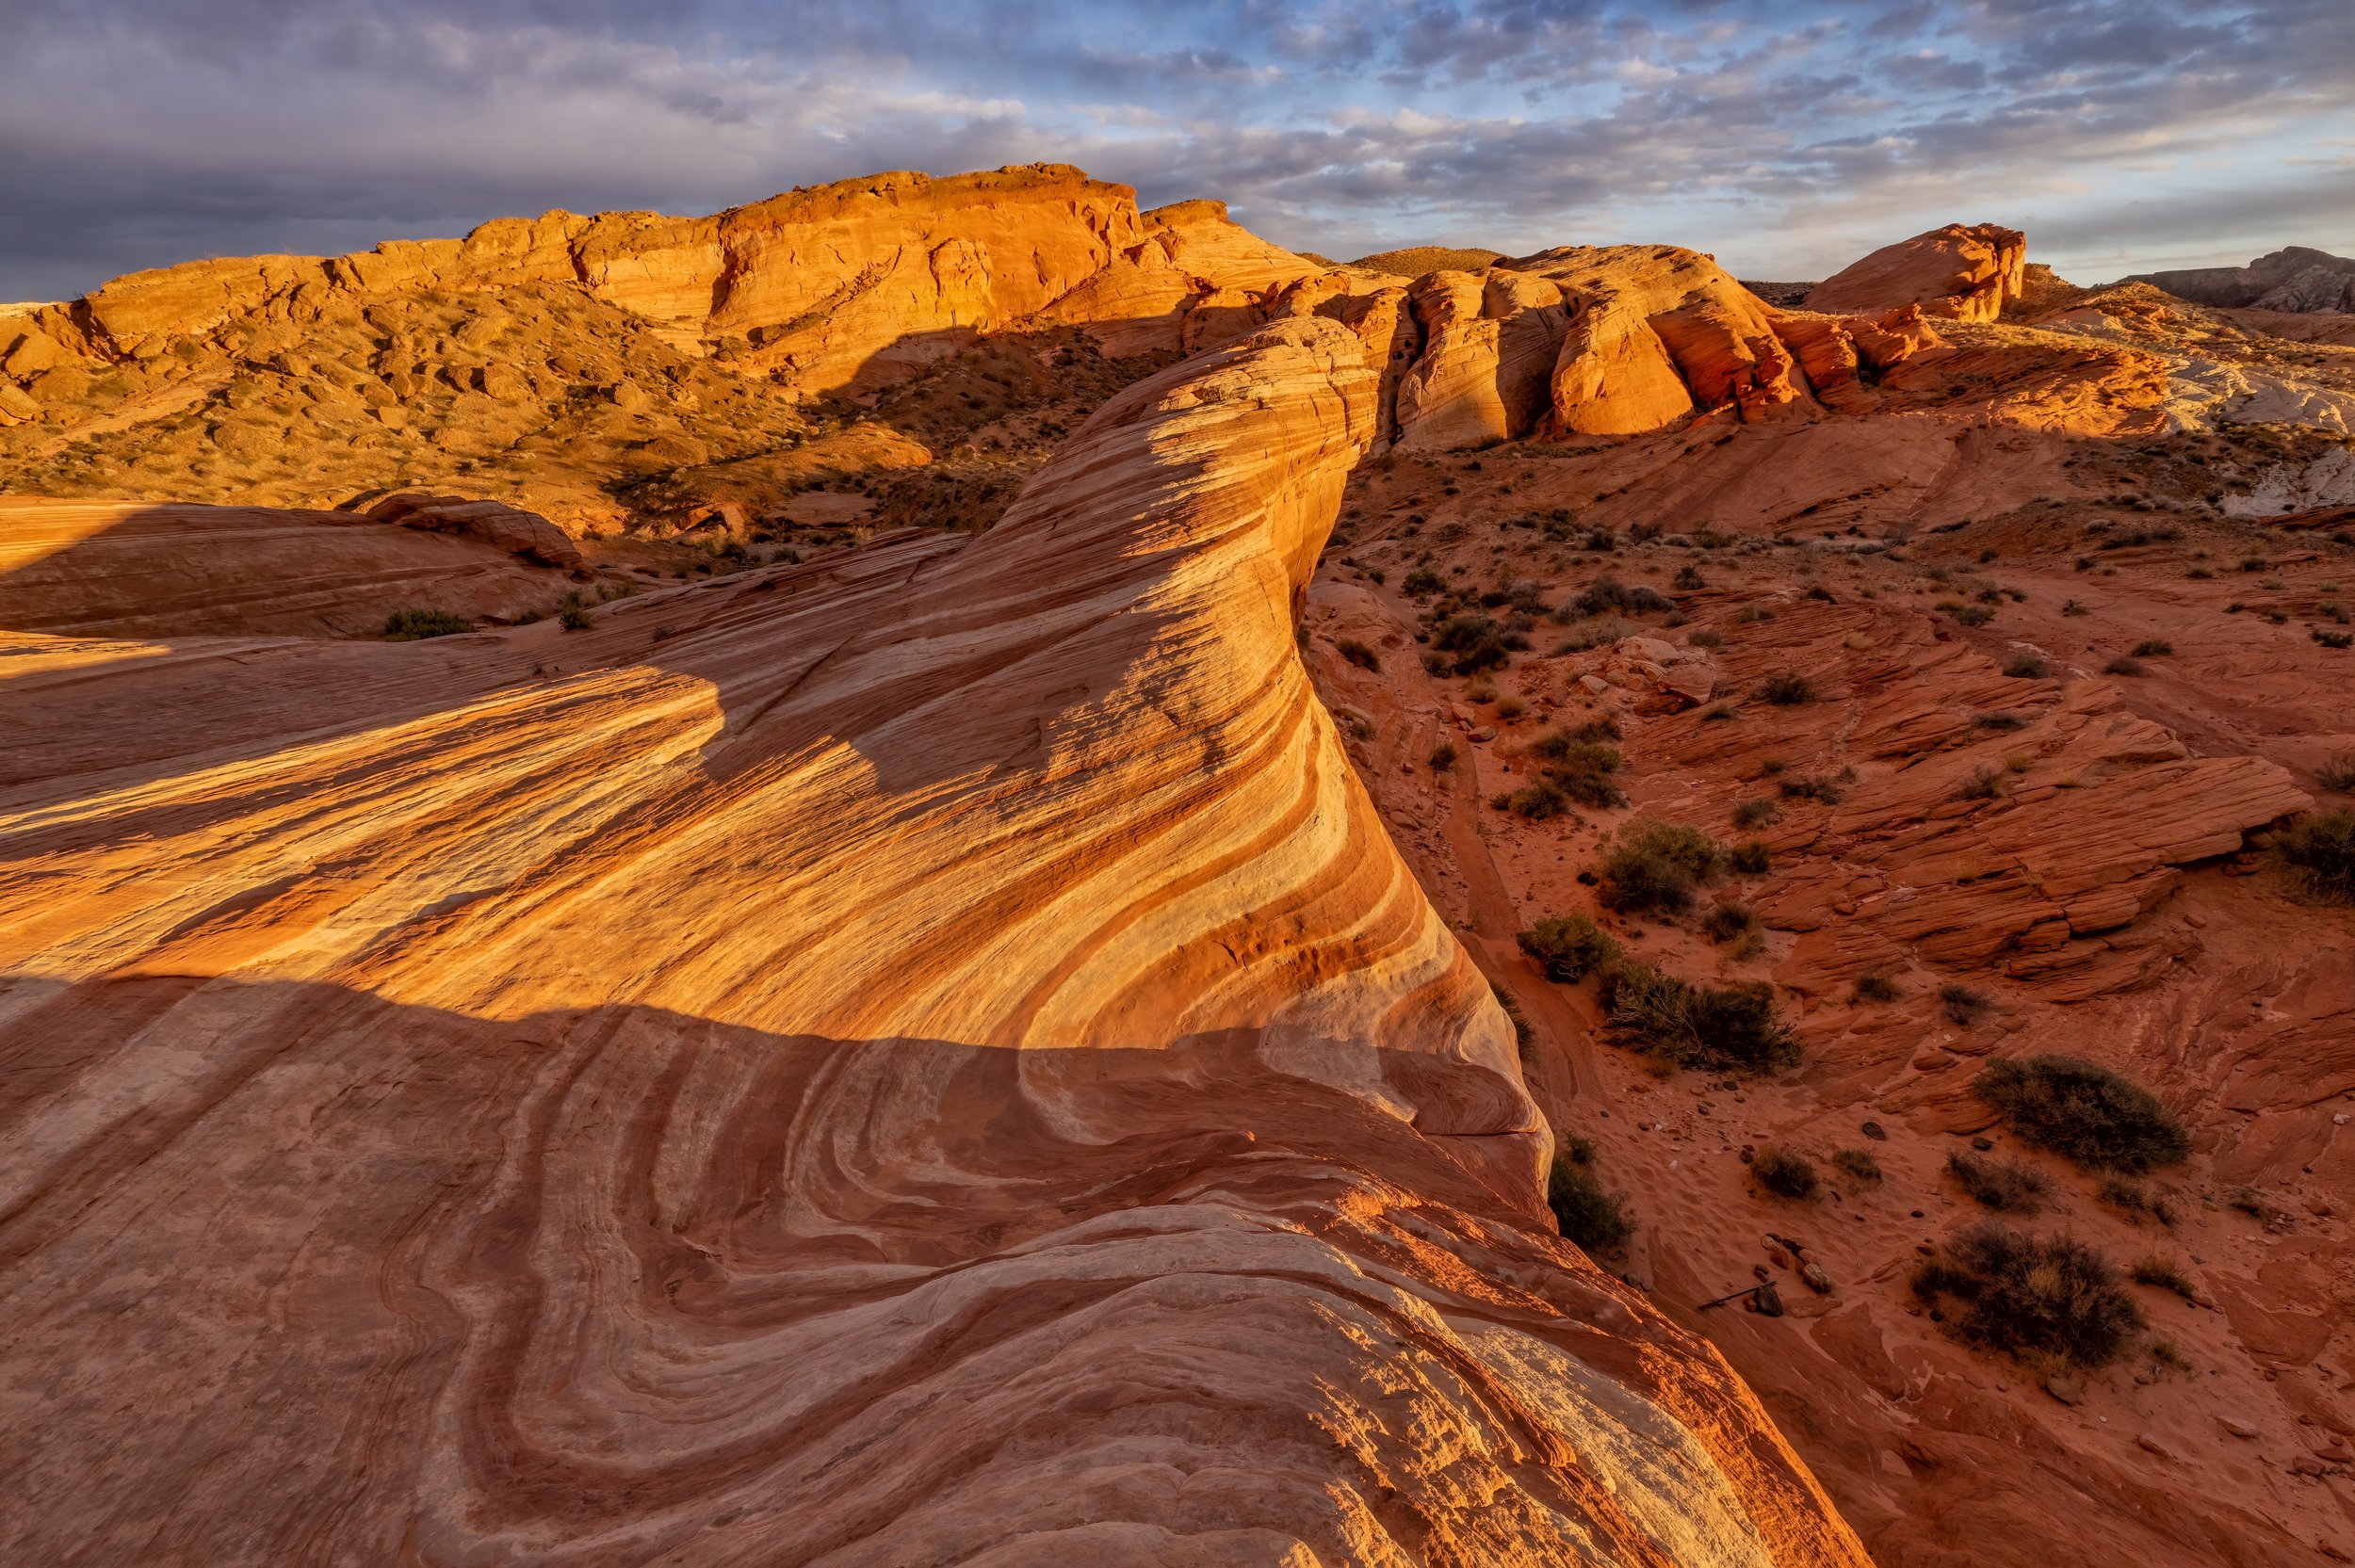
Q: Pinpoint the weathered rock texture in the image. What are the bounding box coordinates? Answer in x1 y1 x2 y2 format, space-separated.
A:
0 318 1868 1565
1806 223 2028 323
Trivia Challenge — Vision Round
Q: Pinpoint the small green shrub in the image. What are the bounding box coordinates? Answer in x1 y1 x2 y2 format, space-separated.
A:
1759 671 1814 705
1730 798 1780 830
383 607 474 640
1730 840 1772 875
1832 1148 1883 1183
1402 569 1445 596
2275 809 2355 901
1778 774 1844 804
1946 1151 2048 1212
1337 638 1382 671
2003 654 2049 678
1506 781 1573 819
1428 740 1458 770
1518 914 1622 982
2132 639 2173 656
560 606 593 631
2103 655 2146 677
1751 1144 1818 1199
1548 1157 1636 1254
1597 819 1727 914
1600 961 1799 1072
1973 1056 2189 1172
2316 754 2355 794
1911 1223 2143 1366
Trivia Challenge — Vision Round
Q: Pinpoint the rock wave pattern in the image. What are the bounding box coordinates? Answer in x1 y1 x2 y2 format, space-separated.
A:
0 318 1865 1565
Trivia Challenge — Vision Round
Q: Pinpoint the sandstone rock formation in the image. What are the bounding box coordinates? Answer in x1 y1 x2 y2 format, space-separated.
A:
2131 247 2355 315
1806 223 2028 323
5 166 1327 405
0 317 1870 1565
0 496 590 638
357 490 587 569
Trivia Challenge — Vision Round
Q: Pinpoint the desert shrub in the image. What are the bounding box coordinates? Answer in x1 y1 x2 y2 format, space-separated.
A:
2275 809 2355 901
1910 1223 2142 1366
2002 653 2049 679
2132 639 2173 656
1688 628 1724 648
1494 696 1527 720
1973 1056 2189 1172
1428 740 1457 771
1832 1148 1883 1183
1730 797 1780 830
1852 969 1901 1003
1492 982 1533 1053
1938 982 1990 1025
1432 613 1511 674
2062 598 2089 616
1597 819 1727 914
1505 782 1573 819
1600 962 1799 1072
1549 1157 1636 1254
2316 754 2355 794
1954 765 2006 801
1778 774 1844 804
1535 716 1621 750
2129 1255 2197 1300
1569 574 1673 617
1730 840 1772 875
1554 614 1637 653
2098 1176 2176 1226
1402 569 1445 596
2103 655 2146 677
2318 629 2355 650
383 607 474 639
1946 1151 2048 1212
560 606 593 631
1701 901 1760 944
1973 710 2026 731
1751 1145 1818 1199
1759 671 1814 705
1337 638 1381 671
1952 604 1996 626
1518 914 1622 982
1673 564 1706 590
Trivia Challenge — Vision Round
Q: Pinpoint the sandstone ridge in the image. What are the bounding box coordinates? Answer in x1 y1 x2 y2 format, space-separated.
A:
0 317 1869 1566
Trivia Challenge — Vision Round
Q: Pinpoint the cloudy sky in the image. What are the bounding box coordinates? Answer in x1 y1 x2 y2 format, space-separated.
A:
3 0 2350 301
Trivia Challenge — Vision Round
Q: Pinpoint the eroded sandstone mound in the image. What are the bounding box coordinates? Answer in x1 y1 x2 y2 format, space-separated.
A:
0 317 1869 1565
1806 223 2028 323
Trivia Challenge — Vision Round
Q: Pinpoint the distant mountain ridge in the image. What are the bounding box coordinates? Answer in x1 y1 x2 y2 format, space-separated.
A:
2129 245 2355 314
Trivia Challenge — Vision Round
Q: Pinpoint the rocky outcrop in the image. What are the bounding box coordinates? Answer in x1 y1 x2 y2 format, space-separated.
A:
0 317 1868 1565
1380 245 1854 448
11 166 1331 401
358 490 587 569
1806 223 2027 323
0 496 586 638
2130 247 2355 315
1391 268 1570 449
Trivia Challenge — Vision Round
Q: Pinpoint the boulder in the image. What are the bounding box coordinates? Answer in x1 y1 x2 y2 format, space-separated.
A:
361 491 585 569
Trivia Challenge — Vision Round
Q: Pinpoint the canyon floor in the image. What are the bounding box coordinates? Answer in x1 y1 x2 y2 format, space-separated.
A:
4 168 2352 1565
